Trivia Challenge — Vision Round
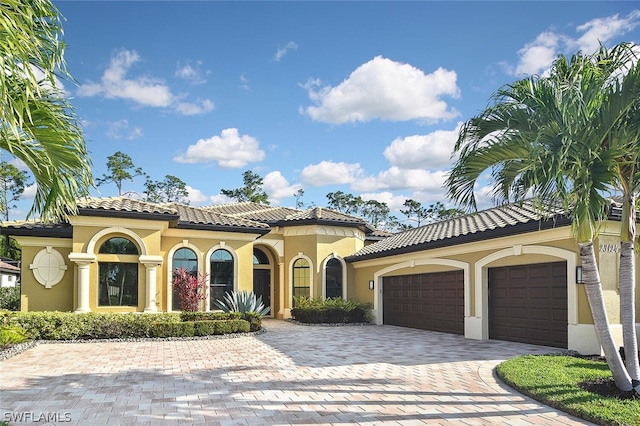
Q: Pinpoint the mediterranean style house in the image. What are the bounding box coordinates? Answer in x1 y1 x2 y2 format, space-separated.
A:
1 196 638 355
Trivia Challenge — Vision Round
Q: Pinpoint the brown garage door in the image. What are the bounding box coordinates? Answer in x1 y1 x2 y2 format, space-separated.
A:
383 271 464 334
489 262 567 348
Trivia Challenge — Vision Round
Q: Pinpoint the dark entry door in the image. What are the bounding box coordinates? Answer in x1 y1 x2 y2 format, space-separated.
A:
253 269 271 310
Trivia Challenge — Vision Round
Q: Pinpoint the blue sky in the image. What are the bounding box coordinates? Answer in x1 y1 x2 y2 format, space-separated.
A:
7 1 640 220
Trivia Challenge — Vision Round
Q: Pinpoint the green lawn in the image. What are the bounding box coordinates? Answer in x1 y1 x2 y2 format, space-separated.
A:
496 354 640 426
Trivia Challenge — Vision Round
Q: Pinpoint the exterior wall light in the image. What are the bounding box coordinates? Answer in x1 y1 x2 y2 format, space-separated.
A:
576 266 584 284
369 280 375 290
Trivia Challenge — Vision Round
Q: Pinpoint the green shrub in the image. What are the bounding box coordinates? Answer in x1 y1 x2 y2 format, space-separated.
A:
0 310 30 348
180 311 241 322
0 286 20 311
243 311 262 331
11 312 180 340
291 297 372 324
151 321 194 338
152 319 249 337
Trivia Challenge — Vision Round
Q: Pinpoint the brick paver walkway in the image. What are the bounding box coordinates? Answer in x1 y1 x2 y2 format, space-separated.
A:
0 320 593 425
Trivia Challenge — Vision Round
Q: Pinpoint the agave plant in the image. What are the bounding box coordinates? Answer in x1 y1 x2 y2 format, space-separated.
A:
213 290 271 316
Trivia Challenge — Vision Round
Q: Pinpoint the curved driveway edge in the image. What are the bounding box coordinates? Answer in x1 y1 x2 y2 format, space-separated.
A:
0 319 593 425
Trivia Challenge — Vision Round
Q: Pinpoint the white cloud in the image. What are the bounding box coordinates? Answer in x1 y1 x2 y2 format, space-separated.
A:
351 167 448 193
300 161 364 186
513 10 640 76
383 125 461 169
174 99 215 115
21 183 37 200
173 128 265 168
185 186 209 205
175 61 208 85
106 119 143 140
274 41 298 62
209 193 234 205
515 32 563 76
263 171 303 201
78 49 214 115
360 191 408 211
301 56 460 124
574 10 640 53
78 49 173 107
240 74 251 91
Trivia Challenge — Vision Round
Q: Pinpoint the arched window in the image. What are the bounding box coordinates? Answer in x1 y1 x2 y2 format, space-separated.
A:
210 249 233 308
292 258 310 305
253 248 269 265
98 237 139 307
172 248 197 311
325 258 343 299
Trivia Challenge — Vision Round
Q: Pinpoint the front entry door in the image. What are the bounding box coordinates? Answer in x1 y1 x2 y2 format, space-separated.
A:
253 269 271 312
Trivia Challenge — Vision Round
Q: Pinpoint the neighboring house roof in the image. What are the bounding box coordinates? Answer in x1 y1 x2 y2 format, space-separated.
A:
0 260 20 274
346 199 572 262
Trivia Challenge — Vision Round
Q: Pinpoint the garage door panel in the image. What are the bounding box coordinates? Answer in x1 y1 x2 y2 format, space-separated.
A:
383 270 464 334
489 262 567 348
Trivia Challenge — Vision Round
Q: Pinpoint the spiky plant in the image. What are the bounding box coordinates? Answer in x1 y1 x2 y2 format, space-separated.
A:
213 290 271 316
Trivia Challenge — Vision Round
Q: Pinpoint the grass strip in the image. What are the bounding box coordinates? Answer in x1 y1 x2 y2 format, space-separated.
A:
496 354 640 426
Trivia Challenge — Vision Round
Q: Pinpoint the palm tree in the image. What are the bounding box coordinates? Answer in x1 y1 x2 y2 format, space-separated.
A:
446 43 640 392
0 0 92 222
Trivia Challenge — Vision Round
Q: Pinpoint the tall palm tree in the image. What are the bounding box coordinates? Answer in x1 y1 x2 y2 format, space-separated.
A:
0 0 92 222
446 43 640 392
601 43 640 388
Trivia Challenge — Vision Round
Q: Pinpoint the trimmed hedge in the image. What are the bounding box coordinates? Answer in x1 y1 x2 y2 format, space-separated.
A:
180 311 242 322
291 297 372 324
11 312 181 340
7 311 254 340
151 320 250 337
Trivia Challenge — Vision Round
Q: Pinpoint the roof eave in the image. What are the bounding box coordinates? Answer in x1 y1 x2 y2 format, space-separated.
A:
77 208 180 223
176 222 270 235
346 215 572 263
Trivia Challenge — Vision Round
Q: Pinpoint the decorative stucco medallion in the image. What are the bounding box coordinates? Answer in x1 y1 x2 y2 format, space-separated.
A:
30 246 67 288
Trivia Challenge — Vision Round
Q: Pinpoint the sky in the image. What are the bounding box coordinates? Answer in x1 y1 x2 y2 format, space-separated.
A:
6 1 640 221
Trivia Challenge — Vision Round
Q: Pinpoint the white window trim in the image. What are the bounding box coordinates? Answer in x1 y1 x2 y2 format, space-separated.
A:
321 253 347 300
289 253 314 307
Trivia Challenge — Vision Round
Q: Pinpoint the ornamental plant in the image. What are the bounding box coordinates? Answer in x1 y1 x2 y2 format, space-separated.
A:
172 268 208 312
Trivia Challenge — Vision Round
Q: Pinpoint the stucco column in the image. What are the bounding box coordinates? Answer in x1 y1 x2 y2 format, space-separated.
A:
68 253 97 313
140 255 163 313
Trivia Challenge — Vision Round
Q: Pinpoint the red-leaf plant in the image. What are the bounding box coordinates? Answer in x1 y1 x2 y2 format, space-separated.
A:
172 268 208 312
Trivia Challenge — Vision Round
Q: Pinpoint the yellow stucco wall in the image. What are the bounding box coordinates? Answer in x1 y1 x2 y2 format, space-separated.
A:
15 238 73 312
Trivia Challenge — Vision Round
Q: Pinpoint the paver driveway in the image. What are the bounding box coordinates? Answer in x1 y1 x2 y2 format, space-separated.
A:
0 319 593 425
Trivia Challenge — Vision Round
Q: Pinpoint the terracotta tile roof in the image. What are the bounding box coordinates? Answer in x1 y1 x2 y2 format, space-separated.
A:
203 203 299 223
0 220 73 238
77 197 180 218
346 199 570 261
165 203 270 232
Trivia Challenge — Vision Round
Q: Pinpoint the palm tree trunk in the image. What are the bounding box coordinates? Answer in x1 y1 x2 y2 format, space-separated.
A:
619 241 640 383
580 242 632 391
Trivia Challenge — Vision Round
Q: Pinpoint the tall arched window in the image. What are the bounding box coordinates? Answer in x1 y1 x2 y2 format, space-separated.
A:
172 248 197 311
325 258 343 299
98 237 139 307
210 249 233 308
292 258 310 305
